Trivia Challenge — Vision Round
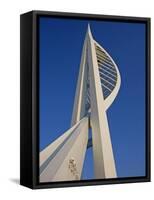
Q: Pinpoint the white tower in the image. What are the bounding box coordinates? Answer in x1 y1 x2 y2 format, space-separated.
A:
39 25 121 182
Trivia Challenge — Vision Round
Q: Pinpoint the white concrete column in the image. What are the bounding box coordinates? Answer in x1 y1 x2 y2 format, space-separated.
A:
87 26 117 178
40 117 89 182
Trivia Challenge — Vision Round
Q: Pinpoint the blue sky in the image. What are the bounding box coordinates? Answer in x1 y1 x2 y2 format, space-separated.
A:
39 16 146 179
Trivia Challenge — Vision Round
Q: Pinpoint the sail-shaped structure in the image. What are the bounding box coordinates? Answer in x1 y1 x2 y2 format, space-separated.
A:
39 25 121 182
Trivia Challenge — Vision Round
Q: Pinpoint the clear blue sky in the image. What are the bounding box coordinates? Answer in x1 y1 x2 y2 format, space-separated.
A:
39 16 146 179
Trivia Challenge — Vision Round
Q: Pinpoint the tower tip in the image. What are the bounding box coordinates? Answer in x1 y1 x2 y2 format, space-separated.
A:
87 23 93 38
87 23 91 33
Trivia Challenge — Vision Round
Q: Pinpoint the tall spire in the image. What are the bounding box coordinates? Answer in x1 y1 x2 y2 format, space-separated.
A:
39 24 121 182
87 23 93 39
